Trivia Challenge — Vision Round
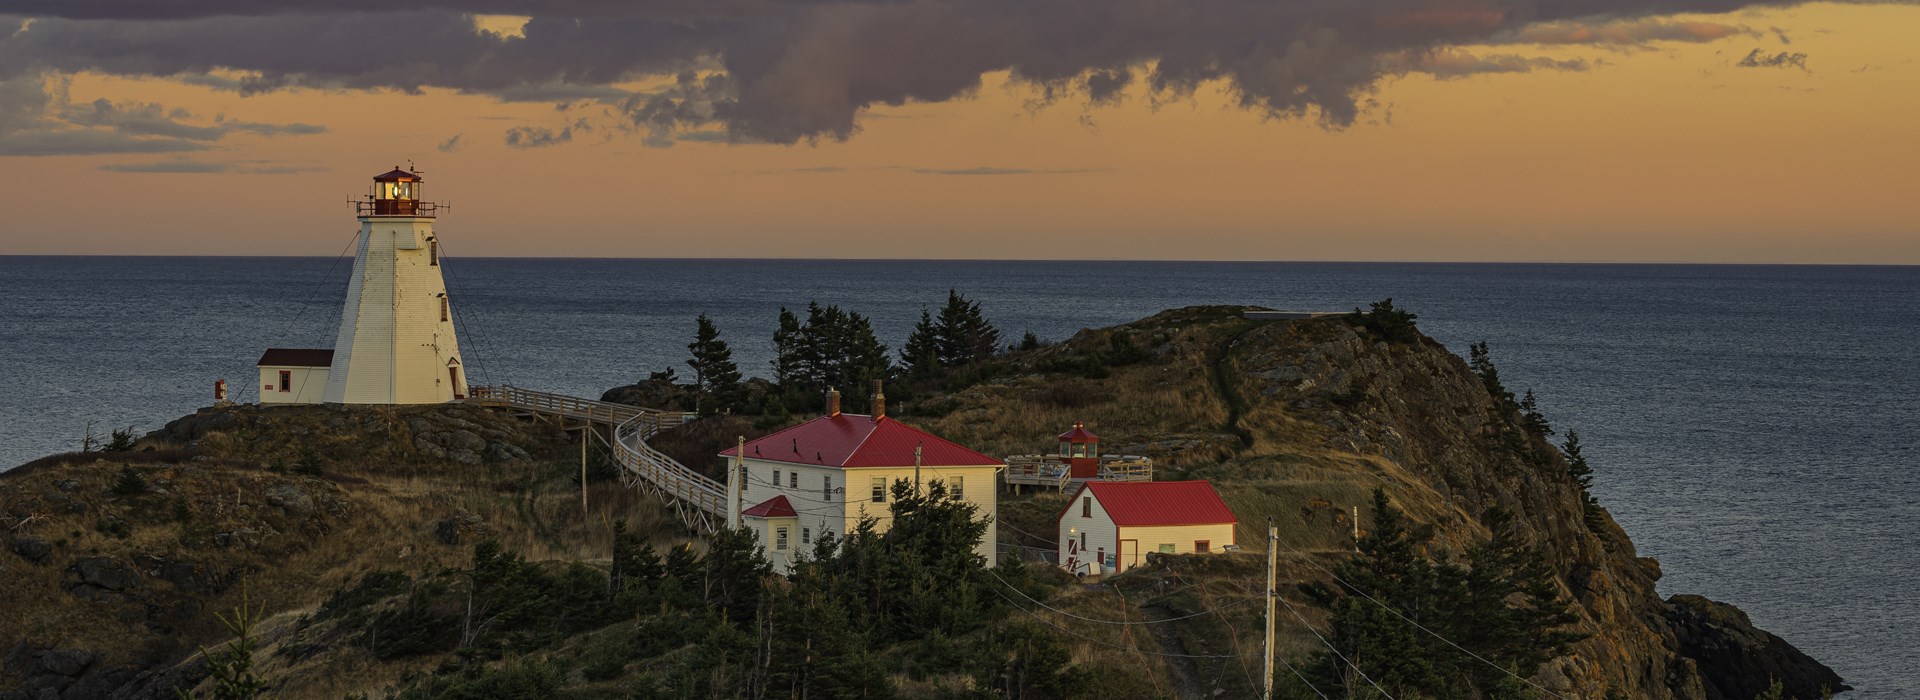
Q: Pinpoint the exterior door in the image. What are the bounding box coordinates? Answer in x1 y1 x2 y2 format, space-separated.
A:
1119 539 1139 573
449 367 463 399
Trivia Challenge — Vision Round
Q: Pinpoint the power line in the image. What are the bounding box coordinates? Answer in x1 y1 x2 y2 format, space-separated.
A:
986 569 1256 626
988 586 1242 660
1272 538 1569 699
1272 586 1396 699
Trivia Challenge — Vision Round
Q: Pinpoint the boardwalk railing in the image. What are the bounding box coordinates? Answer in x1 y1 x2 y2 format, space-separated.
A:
1002 454 1155 491
469 385 726 531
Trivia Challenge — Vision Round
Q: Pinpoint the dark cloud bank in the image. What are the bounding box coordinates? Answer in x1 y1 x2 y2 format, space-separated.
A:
0 0 1895 148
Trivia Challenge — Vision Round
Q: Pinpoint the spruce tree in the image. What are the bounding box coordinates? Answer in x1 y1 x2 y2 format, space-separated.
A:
1520 389 1554 437
902 309 942 379
771 307 803 387
686 314 742 415
933 289 1000 367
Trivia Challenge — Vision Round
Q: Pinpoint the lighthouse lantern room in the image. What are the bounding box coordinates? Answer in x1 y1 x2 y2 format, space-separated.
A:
254 166 465 406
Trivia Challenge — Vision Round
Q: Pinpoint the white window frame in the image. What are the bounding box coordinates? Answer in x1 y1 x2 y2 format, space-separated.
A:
871 477 886 503
775 526 789 551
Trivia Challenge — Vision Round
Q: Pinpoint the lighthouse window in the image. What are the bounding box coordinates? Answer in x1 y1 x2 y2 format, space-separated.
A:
440 298 449 322
1060 442 1071 457
1072 443 1087 458
429 240 438 266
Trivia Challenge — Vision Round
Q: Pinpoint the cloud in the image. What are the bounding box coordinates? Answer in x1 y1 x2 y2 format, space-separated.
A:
0 72 325 155
98 157 228 173
1496 19 1755 46
95 157 327 173
437 133 463 152
766 164 1106 175
1737 48 1811 71
909 166 1108 176
1392 49 1592 80
503 124 574 148
0 0 1884 146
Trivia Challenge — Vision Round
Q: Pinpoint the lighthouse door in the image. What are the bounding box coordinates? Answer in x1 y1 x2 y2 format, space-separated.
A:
449 367 463 399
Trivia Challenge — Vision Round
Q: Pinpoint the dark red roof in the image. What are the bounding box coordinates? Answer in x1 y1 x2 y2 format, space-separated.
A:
742 495 797 518
1059 422 1099 442
719 413 1001 468
257 348 334 367
1063 481 1238 527
373 167 420 182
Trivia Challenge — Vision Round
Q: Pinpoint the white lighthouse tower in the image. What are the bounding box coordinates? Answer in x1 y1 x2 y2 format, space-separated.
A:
318 166 466 404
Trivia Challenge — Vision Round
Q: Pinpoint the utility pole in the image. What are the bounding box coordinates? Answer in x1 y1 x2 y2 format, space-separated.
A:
1264 516 1277 700
734 435 746 529
914 443 924 495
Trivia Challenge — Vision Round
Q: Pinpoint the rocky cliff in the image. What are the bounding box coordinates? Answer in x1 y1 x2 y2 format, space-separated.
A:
901 306 1841 699
0 307 1843 699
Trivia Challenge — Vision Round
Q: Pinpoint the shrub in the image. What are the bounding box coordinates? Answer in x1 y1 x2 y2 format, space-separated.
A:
1348 298 1421 344
111 466 148 496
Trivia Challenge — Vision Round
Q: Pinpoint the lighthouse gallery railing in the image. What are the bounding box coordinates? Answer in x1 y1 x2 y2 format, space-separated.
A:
468 385 727 530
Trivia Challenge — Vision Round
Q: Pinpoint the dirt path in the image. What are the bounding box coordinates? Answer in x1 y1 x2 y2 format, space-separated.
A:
1141 605 1209 700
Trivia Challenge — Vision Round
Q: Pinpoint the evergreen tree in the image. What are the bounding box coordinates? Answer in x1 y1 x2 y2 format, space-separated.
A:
902 309 942 379
933 289 1000 367
1351 298 1421 344
1564 430 1608 535
1520 389 1554 437
1457 507 1585 691
772 307 804 387
1468 341 1512 408
686 314 743 415
1018 331 1043 352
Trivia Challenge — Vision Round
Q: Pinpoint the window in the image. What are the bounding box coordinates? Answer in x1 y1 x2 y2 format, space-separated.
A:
1194 540 1210 553
775 527 789 551
1079 532 1086 550
802 527 811 545
951 476 965 500
773 469 781 487
1060 442 1071 457
1158 544 1176 554
1072 443 1087 458
823 475 833 499
1082 496 1091 518
429 240 439 266
439 297 449 322
871 477 886 503
789 472 798 488
278 371 291 392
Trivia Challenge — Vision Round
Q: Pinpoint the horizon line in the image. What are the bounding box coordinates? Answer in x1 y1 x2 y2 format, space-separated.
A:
1 253 1916 268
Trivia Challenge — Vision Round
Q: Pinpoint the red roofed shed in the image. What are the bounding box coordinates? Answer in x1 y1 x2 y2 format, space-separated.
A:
1056 480 1238 575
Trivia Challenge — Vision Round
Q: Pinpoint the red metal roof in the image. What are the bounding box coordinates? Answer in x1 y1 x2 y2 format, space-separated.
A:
1063 480 1238 527
719 413 1001 469
257 348 334 367
373 167 420 182
1059 421 1099 442
742 495 797 518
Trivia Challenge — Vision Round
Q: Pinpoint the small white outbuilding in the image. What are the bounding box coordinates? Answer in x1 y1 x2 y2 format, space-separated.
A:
257 348 333 404
1057 480 1238 576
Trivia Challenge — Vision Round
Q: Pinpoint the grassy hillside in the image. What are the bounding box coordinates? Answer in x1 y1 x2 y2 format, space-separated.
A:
1 307 1842 700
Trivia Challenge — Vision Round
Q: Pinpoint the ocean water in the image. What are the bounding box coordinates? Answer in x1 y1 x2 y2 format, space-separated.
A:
1 256 1914 696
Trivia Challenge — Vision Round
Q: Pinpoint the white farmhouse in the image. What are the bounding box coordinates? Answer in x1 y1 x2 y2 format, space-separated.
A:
255 166 466 405
1057 480 1238 576
721 385 1002 573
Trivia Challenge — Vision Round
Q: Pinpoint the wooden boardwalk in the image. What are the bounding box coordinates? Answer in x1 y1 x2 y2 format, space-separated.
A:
468 385 727 532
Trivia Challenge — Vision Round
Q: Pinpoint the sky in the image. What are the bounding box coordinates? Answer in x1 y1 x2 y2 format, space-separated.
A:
0 1 1915 263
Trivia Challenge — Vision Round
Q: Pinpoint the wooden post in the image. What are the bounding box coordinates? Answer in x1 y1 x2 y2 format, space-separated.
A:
1264 516 1277 700
580 422 589 517
914 443 923 495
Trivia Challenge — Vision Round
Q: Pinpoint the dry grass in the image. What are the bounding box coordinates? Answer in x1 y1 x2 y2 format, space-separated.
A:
0 404 698 697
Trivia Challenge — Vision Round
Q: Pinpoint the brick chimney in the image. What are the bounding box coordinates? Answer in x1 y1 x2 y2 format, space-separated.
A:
870 379 885 421
827 387 841 416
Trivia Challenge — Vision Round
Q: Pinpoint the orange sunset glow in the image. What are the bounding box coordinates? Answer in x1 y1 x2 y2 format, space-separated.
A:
1 2 1915 263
